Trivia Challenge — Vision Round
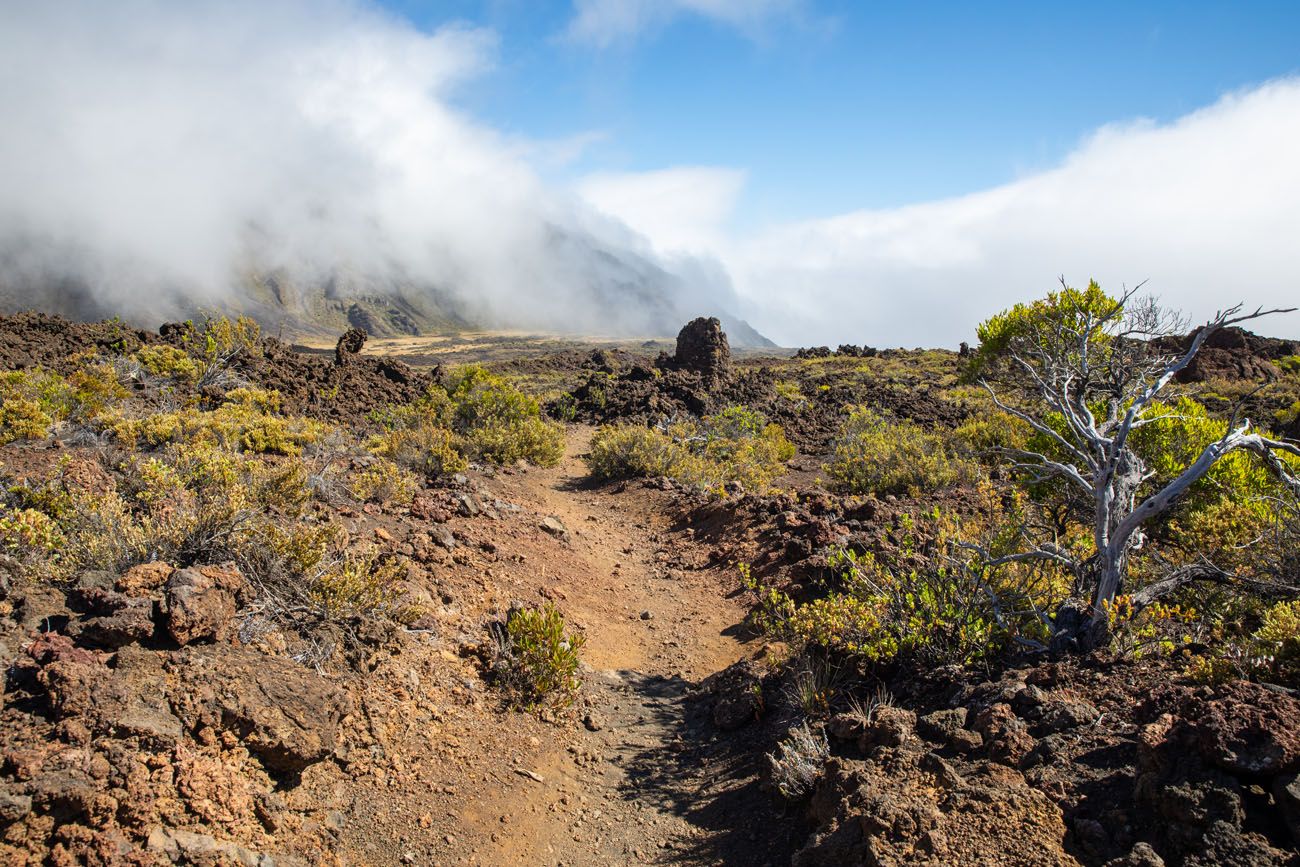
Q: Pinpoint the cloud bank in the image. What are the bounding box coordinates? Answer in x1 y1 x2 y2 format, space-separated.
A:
0 0 743 334
578 77 1300 347
729 78 1300 346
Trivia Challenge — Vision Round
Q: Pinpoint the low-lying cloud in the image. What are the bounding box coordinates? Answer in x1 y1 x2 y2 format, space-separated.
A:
725 79 1300 347
0 0 743 335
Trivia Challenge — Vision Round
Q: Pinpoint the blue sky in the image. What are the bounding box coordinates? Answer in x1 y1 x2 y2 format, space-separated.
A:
376 0 1300 225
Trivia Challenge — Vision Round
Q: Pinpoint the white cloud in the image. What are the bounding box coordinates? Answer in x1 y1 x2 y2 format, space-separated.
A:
0 0 742 334
577 167 746 253
712 79 1300 346
564 0 805 47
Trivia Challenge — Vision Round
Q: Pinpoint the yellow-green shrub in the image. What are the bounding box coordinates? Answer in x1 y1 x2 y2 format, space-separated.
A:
743 501 1066 669
440 366 564 466
952 410 1031 455
0 397 53 444
1130 396 1300 556
369 366 564 472
587 425 689 480
0 369 70 443
134 344 199 382
349 458 418 505
311 546 405 619
0 507 64 556
369 424 467 477
587 408 794 493
1253 599 1300 683
109 393 327 456
825 407 972 496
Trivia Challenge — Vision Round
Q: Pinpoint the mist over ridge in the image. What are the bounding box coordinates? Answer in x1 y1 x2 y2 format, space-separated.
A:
0 1 759 341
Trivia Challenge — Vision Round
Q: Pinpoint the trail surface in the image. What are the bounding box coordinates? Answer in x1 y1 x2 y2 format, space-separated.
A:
460 429 793 866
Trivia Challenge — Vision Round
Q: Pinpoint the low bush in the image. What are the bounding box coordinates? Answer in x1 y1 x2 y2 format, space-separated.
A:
368 424 468 478
825 407 972 496
179 314 263 389
587 407 795 493
744 499 1067 670
109 389 328 455
443 367 564 466
587 424 688 481
348 458 418 505
134 344 199 382
489 602 586 710
765 723 828 800
310 546 405 620
369 365 564 473
1186 597 1300 687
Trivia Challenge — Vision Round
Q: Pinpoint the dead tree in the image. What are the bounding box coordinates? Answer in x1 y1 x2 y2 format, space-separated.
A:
974 285 1299 646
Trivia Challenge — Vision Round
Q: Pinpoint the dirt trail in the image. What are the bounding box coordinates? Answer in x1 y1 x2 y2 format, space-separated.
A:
458 429 791 866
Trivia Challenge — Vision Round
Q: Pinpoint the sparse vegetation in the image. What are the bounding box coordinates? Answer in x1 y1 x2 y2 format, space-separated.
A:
370 364 564 474
765 723 828 799
489 602 586 710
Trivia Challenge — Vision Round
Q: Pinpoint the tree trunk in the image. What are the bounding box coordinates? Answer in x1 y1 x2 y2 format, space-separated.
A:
1090 544 1126 626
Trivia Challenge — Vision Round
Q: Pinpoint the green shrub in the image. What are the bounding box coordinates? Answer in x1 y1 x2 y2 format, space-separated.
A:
490 603 586 710
134 345 199 382
180 314 263 388
310 546 405 620
587 425 686 480
825 407 971 496
1129 395 1300 558
587 408 794 493
349 458 418 505
370 366 564 471
952 410 1031 455
441 366 564 466
368 424 468 478
744 499 1064 669
0 507 64 559
108 391 327 456
0 369 69 443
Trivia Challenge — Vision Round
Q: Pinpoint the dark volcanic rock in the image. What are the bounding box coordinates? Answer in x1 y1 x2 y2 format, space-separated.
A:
334 326 367 365
671 316 731 384
1154 326 1297 384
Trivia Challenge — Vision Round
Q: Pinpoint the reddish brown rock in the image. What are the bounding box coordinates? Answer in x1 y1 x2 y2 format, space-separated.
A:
173 646 350 775
973 703 1036 767
165 564 246 645
115 562 175 598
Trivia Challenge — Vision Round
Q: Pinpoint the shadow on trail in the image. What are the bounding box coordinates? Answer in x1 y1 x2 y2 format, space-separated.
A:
608 670 807 866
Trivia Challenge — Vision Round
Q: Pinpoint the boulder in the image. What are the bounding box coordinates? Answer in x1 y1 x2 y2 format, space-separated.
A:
116 561 175 597
174 646 350 775
334 327 367 366
973 703 1036 767
705 660 765 731
77 591 156 647
539 516 569 539
673 317 731 385
794 751 1078 866
165 564 245 645
859 706 917 751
